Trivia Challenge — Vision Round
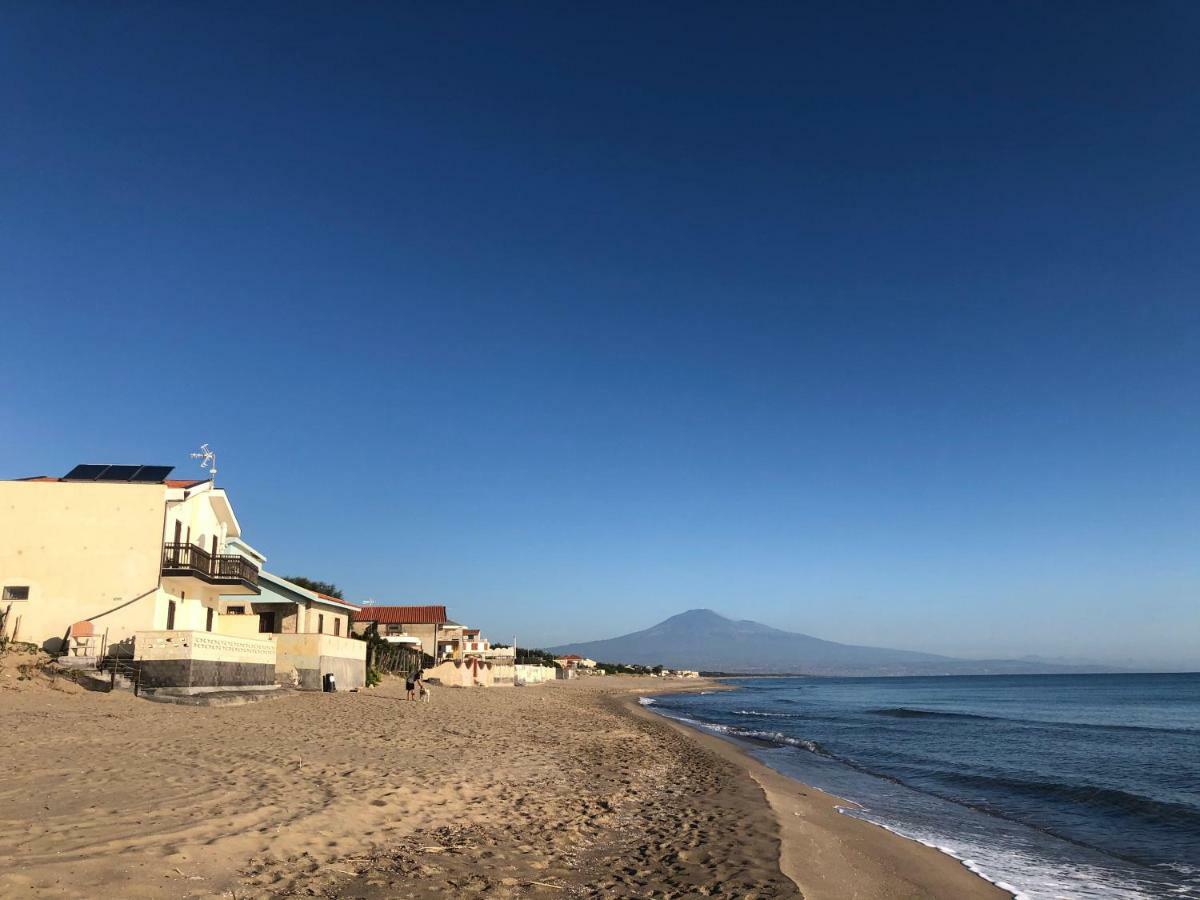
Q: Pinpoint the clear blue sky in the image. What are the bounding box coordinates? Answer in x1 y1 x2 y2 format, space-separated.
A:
2 3 1197 668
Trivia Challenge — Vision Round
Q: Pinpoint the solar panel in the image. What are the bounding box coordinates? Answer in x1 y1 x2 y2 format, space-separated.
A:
63 464 109 480
96 465 141 481
130 465 174 483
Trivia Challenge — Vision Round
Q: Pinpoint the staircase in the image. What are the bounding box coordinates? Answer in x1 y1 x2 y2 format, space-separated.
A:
52 656 140 693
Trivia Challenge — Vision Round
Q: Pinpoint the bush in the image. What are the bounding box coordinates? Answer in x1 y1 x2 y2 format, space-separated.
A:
366 667 382 688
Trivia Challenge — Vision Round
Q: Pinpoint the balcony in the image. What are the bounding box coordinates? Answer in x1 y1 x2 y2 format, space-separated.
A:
162 542 260 593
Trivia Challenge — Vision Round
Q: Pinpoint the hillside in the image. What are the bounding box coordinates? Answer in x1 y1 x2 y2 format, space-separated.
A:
549 609 1118 676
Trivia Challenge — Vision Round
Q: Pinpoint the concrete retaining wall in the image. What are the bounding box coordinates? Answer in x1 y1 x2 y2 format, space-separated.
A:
275 632 366 690
134 630 277 693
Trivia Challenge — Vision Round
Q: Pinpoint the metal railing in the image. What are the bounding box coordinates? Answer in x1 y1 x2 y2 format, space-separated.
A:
161 542 259 586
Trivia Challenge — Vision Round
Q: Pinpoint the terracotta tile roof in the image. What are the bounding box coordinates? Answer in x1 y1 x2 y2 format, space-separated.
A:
353 605 448 625
166 479 207 489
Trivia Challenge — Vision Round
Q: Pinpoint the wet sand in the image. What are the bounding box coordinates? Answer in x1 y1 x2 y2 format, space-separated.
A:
0 670 1007 898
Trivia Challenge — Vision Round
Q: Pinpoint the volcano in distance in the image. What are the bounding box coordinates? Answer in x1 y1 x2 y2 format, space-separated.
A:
549 609 1119 676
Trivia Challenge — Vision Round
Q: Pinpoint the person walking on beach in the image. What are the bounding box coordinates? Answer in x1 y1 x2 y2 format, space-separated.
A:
406 668 423 701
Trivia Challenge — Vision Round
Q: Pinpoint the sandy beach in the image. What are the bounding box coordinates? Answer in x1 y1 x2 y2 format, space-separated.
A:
1 670 1007 899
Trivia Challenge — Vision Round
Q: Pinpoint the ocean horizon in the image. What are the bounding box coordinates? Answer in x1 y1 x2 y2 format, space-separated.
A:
644 672 1200 900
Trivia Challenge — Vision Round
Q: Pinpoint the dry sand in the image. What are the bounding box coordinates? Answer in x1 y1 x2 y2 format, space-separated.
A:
0 670 1008 899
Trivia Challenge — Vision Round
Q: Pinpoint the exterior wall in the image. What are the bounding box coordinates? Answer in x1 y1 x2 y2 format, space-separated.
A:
274 632 366 690
302 603 350 638
134 630 277 693
424 658 495 687
163 485 237 554
216 609 264 639
0 481 167 651
515 664 556 684
491 662 515 686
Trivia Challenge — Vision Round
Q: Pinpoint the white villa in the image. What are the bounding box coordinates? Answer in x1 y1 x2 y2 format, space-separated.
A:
0 463 364 694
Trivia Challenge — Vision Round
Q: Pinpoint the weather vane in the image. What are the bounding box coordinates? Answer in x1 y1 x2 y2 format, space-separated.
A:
190 443 217 481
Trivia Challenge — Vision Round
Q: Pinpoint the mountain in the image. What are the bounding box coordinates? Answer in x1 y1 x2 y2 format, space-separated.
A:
548 609 1120 676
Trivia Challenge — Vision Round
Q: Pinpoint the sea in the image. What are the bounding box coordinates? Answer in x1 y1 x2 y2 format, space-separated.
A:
642 673 1200 900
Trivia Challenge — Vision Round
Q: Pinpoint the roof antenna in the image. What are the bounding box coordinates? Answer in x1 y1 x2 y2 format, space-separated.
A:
190 443 217 482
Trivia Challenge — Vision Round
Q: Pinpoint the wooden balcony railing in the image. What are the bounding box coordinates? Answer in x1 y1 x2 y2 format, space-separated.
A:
210 552 260 585
162 542 260 587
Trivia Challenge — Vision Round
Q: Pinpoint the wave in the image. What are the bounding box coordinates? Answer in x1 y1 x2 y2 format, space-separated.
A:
868 707 1196 734
637 697 656 706
731 708 848 723
871 707 997 721
937 771 1200 829
647 706 833 756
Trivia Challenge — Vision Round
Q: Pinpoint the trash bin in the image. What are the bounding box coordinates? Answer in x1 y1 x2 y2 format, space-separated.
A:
323 673 336 692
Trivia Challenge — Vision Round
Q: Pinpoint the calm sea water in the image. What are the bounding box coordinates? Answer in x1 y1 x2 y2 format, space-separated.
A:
644 673 1200 900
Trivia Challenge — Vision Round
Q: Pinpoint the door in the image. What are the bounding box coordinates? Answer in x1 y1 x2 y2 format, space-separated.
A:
257 611 276 634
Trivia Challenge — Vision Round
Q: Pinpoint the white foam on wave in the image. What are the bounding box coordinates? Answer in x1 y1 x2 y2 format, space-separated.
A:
840 809 1168 900
637 696 656 706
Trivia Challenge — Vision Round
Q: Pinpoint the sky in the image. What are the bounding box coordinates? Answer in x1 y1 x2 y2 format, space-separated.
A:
1 3 1197 669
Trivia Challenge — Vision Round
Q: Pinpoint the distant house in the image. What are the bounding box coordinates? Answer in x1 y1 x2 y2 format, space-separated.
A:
352 605 454 660
554 654 596 670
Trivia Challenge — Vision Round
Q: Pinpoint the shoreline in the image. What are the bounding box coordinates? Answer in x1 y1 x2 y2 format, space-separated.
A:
627 685 1014 900
2 671 1011 898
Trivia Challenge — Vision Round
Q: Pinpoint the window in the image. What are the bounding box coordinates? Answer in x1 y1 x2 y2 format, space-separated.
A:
318 614 324 634
166 600 176 630
334 618 341 637
387 623 402 634
227 606 245 615
206 608 214 632
3 586 30 602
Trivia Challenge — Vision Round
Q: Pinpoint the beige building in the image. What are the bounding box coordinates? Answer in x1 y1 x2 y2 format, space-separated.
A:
1 467 260 656
1 463 368 693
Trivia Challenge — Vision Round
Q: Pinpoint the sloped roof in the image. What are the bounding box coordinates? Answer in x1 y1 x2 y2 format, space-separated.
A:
353 605 448 625
252 571 361 612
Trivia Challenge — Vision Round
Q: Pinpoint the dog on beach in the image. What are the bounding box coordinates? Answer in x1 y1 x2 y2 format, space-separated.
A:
419 684 431 703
